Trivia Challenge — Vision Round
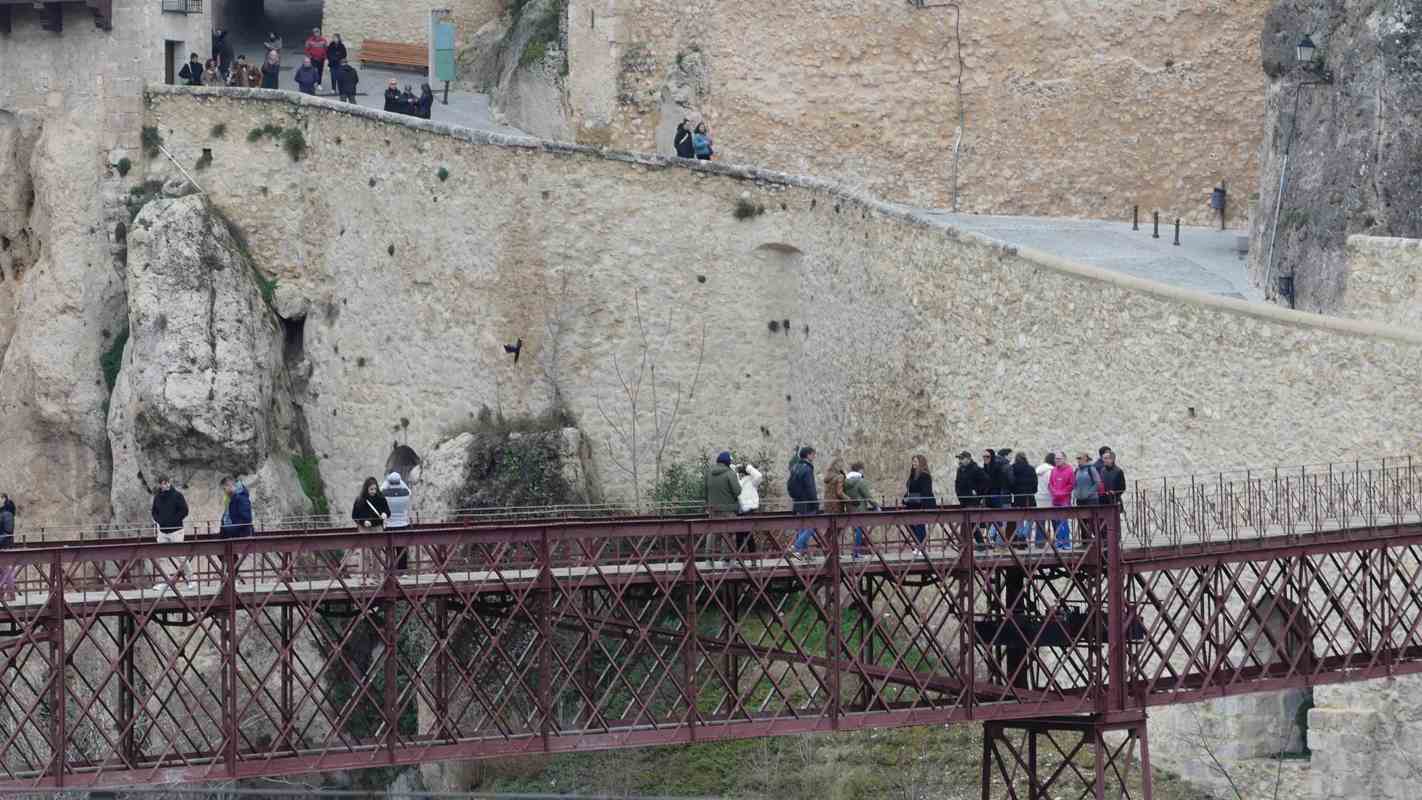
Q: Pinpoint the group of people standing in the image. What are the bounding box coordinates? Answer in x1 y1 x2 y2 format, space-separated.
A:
177 27 365 101
292 28 358 98
383 80 436 119
706 444 1128 562
674 118 715 160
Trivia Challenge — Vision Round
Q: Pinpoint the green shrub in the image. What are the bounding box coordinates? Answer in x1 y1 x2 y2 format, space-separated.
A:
734 198 766 220
290 455 329 515
115 157 132 177
194 150 212 171
281 127 307 161
436 166 450 182
210 122 227 138
520 38 549 68
257 275 277 307
141 126 163 156
100 325 129 391
125 179 166 223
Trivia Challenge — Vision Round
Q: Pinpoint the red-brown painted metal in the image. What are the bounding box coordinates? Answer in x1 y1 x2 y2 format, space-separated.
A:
0 461 1417 791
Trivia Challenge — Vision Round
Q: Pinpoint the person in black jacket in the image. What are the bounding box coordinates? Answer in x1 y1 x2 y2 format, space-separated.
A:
350 477 390 582
336 63 359 103
1008 453 1039 546
954 451 989 507
903 454 936 552
982 449 1012 509
213 29 235 81
955 451 991 547
383 79 403 113
326 34 348 93
0 499 12 601
1100 451 1126 506
416 83 435 119
178 53 205 86
673 119 695 159
152 477 191 587
787 446 819 559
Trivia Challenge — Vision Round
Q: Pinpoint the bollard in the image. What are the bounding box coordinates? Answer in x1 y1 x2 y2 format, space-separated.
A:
1132 205 1139 231
1174 218 1181 246
1152 211 1160 239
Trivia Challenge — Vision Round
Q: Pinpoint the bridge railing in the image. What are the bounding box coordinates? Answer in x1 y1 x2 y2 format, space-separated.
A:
0 505 1122 789
1123 457 1422 548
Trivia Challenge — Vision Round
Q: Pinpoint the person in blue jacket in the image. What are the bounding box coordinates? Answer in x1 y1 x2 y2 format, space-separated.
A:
787 446 819 559
220 477 254 538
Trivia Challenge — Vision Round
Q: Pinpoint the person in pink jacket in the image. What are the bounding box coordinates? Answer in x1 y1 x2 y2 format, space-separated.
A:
1048 450 1075 549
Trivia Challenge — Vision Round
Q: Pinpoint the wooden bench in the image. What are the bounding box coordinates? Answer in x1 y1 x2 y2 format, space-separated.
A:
359 40 427 73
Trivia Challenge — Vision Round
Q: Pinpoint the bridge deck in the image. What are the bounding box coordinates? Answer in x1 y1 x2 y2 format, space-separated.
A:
0 468 1419 789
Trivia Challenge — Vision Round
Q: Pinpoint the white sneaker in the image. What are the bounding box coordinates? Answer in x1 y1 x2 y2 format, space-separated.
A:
184 581 197 592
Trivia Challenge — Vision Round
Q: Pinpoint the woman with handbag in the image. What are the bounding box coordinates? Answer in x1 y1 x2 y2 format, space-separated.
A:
350 477 390 583
903 455 935 554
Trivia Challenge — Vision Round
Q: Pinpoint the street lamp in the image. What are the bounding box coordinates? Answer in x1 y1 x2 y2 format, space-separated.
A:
1295 33 1332 81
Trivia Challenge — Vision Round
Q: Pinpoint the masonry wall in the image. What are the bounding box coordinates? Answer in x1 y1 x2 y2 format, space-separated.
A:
144 88 1422 518
564 0 1268 226
0 0 209 149
321 0 501 60
1339 235 1422 330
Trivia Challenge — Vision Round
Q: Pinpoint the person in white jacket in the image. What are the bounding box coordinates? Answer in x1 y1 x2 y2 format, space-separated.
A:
1033 453 1056 547
381 472 412 570
734 463 763 558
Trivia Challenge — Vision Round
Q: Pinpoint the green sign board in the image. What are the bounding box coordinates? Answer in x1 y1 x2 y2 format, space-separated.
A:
433 21 456 82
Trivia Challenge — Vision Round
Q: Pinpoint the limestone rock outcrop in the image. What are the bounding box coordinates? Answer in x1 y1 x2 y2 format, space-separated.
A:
107 195 309 528
1248 0 1422 312
461 0 572 139
0 111 126 528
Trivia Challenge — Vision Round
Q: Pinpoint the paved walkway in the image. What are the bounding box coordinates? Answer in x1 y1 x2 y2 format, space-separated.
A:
223 0 524 135
916 211 1260 301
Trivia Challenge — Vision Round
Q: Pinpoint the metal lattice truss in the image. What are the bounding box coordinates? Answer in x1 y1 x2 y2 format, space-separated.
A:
0 468 1417 791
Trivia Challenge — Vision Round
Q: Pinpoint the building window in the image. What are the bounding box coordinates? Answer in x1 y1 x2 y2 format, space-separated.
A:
161 0 203 14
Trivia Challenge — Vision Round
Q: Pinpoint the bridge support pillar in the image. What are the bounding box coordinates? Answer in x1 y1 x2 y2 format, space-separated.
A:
980 714 1150 800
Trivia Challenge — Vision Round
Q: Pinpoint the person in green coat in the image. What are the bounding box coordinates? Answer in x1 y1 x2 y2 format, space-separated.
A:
844 462 879 559
706 451 742 565
705 451 742 515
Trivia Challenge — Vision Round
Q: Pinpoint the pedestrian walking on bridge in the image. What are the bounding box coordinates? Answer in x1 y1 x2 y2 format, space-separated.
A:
787 446 819 560
152 477 191 589
706 451 741 564
219 477 254 538
845 462 879 559
904 454 936 553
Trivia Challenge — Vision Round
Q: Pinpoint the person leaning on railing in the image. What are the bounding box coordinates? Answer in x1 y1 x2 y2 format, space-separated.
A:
0 497 15 601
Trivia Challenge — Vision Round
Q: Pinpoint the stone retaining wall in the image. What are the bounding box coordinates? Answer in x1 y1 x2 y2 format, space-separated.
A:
143 85 1422 516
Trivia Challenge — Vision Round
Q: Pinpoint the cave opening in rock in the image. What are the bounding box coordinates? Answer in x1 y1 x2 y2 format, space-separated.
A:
385 443 420 481
281 314 305 366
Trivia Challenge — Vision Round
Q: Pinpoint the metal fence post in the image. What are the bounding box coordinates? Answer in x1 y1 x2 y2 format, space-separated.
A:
47 552 65 787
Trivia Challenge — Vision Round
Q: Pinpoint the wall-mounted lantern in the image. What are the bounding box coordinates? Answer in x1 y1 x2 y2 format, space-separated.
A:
1296 34 1333 82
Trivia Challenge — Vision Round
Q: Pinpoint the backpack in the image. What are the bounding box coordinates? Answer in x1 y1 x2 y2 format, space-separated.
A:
786 462 803 500
1073 466 1103 503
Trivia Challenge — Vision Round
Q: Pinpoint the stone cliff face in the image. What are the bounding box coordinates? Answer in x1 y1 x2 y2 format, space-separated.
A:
0 112 126 529
108 195 310 528
1247 0 1422 313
